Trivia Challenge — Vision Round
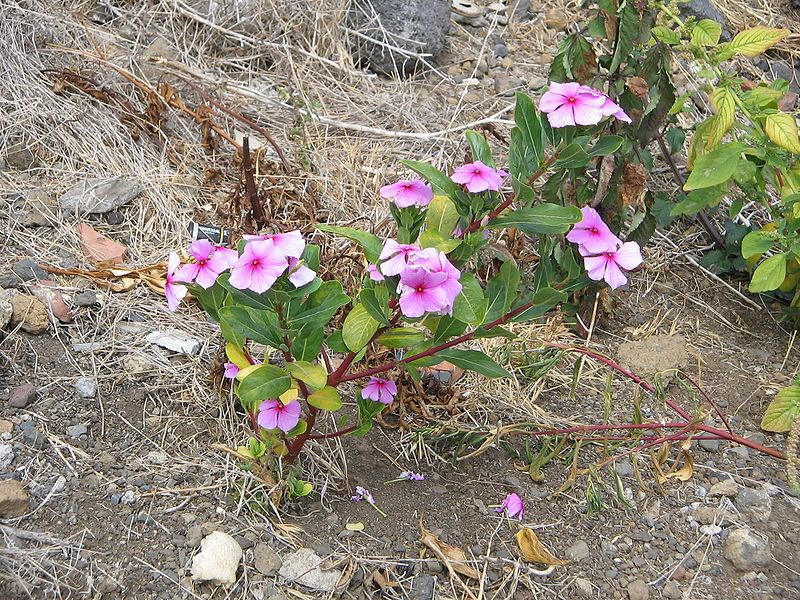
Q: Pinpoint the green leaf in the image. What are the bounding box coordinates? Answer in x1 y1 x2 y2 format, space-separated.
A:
550 34 597 83
316 225 382 263
342 302 380 352
326 329 348 353
691 19 722 46
290 280 350 328
291 325 324 362
741 231 774 259
465 130 495 167
285 361 328 389
425 195 460 235
765 113 800 154
431 315 467 342
436 349 510 378
610 2 640 74
484 260 520 324
512 92 547 173
588 136 624 157
749 253 787 293
360 288 390 325
219 306 285 349
552 144 591 169
651 25 680 45
452 273 487 324
510 287 568 322
761 384 800 432
705 88 736 150
670 185 727 216
377 327 426 348
216 272 274 311
192 283 227 322
684 143 747 191
487 204 582 235
307 386 343 411
237 364 291 404
401 160 459 196
418 229 462 253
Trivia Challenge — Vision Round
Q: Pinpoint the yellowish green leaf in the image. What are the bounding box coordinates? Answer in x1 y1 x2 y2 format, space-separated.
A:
307 386 343 411
691 19 722 46
726 26 790 58
345 522 365 531
285 361 328 389
765 113 800 154
225 343 251 369
761 385 800 432
235 363 261 381
706 88 736 149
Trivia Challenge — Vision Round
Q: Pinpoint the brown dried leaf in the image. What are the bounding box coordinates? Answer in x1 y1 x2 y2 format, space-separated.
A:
626 76 650 99
370 568 397 592
652 444 694 485
515 528 568 566
419 520 479 579
620 163 648 208
778 92 798 112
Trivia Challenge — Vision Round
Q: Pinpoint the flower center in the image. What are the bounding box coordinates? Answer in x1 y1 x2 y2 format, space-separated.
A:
590 227 598 234
567 96 577 103
199 259 207 265
251 259 260 267
416 286 425 293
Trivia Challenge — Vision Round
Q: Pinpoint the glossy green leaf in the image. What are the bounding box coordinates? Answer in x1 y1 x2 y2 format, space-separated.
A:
291 325 324 362
488 204 582 235
670 185 727 216
192 283 227 322
510 287 568 322
316 225 382 263
290 280 350 328
588 136 624 157
452 272 487 324
237 364 291 404
465 130 495 167
651 25 681 45
342 302 380 352
741 231 774 259
436 349 510 378
377 327 426 348
684 143 748 191
749 253 787 293
552 144 591 169
484 260 520 324
307 386 343 411
426 194 460 235
219 306 285 349
285 361 328 389
610 2 640 74
401 160 459 196
360 287 390 325
691 19 722 46
418 229 462 252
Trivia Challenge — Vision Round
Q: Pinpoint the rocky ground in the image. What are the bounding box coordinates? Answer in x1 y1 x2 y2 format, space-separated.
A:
2 0 800 599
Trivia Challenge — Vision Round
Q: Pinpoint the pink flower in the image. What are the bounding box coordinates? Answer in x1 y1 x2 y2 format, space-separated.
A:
223 362 240 378
229 239 289 293
366 264 385 281
380 179 434 208
583 240 643 289
398 471 425 481
451 161 507 193
566 207 620 254
164 252 188 312
257 399 302 432
174 240 237 288
243 231 305 259
403 248 462 314
362 377 398 404
539 82 631 128
379 239 420 276
287 257 316 287
496 492 524 519
397 268 449 317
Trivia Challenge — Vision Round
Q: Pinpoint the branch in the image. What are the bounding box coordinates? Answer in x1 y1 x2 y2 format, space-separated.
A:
241 136 267 231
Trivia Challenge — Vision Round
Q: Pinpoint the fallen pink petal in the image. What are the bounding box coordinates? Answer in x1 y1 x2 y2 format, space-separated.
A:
497 492 525 519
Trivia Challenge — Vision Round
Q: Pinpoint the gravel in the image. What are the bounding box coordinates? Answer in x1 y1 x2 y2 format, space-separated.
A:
723 529 772 571
9 383 37 408
74 377 98 398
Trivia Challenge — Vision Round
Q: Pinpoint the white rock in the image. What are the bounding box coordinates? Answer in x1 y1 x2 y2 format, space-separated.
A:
278 547 342 593
74 377 97 398
191 531 243 586
146 450 169 464
0 444 14 470
0 290 13 330
700 524 722 536
146 330 201 355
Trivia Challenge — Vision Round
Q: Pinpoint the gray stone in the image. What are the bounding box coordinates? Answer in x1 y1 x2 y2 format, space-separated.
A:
494 73 524 96
618 335 688 383
18 190 56 227
627 578 649 600
493 43 509 58
9 384 36 408
575 577 593 598
73 291 99 307
735 487 772 522
187 525 204 548
0 273 20 289
59 177 142 215
12 259 48 282
21 424 47 449
74 377 98 398
66 424 88 438
0 444 14 470
723 529 771 571
254 543 282 575
565 540 590 562
679 0 731 41
4 142 38 170
146 330 202 355
409 573 436 600
662 581 681 599
349 0 450 76
615 458 633 477
699 438 721 452
709 479 738 497
0 290 13 330
278 548 343 593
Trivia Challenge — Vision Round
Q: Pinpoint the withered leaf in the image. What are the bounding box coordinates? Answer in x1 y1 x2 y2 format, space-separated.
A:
626 76 650 99
620 163 648 208
515 528 568 566
652 443 694 485
419 520 479 579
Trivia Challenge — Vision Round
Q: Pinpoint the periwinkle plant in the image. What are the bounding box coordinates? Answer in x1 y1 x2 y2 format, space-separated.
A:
164 89 643 493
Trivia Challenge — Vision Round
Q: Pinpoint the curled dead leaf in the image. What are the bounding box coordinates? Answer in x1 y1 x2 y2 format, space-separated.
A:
651 442 694 485
626 76 649 99
419 519 479 579
620 163 648 208
515 528 568 566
